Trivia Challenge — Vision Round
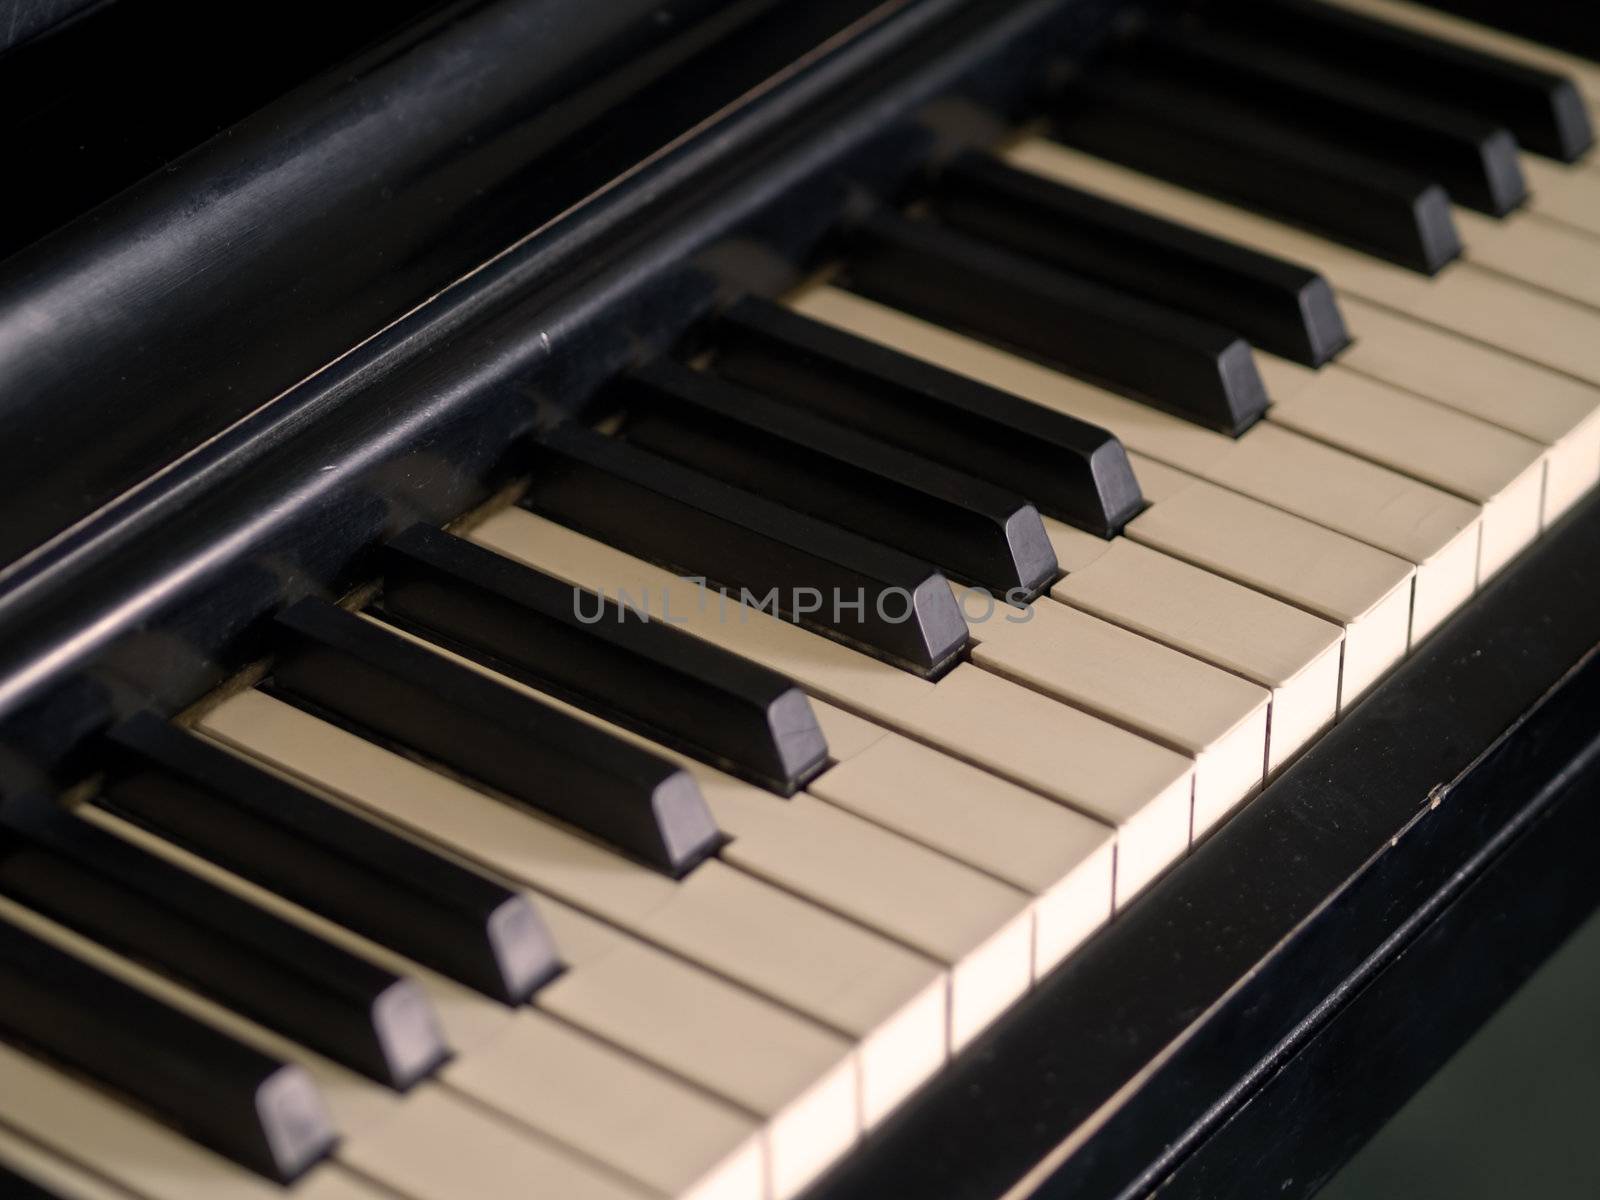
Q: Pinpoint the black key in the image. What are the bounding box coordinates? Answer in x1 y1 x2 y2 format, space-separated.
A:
1135 25 1527 215
616 361 1058 597
270 597 722 878
1051 66 1462 273
0 1162 67 1200
0 792 446 1090
1198 0 1592 161
522 424 970 677
101 713 558 1004
712 297 1143 536
930 152 1350 367
379 523 830 795
843 209 1269 436
1416 0 1600 64
0 911 336 1183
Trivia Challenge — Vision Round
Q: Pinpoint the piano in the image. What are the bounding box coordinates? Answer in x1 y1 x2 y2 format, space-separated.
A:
0 1 1596 1197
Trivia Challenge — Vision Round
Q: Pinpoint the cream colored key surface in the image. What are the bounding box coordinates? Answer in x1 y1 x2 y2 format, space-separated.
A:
1051 540 1344 773
962 591 1269 832
445 1012 763 1200
893 664 1193 906
792 284 1482 641
0 896 652 1200
1337 297 1600 522
1323 0 1600 104
0 1125 138 1200
203 690 946 1134
0 1044 389 1200
83 799 765 1200
475 498 1219 910
1455 206 1600 310
472 507 937 724
534 901 859 1200
202 695 859 1194
1523 151 1600 239
808 728 1115 971
1256 355 1546 578
1208 425 1481 640
1124 474 1414 704
1005 137 1600 388
374 614 1037 1053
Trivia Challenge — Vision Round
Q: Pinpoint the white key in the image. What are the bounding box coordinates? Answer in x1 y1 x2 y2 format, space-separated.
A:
1051 540 1344 773
789 284 1482 641
959 587 1270 833
201 691 945 1136
0 896 649 1200
892 664 1193 907
1522 155 1600 240
0 1124 138 1200
1123 467 1414 704
73 803 763 1200
0 1044 390 1200
195 700 857 1183
534 901 858 1200
373 614 1037 1053
1320 0 1600 105
471 507 1188 909
1455 206 1600 310
1336 297 1600 523
1003 137 1600 389
444 1014 763 1200
805 717 1115 972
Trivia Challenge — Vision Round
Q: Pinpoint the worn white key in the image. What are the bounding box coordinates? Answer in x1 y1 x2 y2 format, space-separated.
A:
0 1044 390 1200
374 613 1037 1053
1522 155 1600 239
446 1014 763 1200
198 696 859 1198
1321 0 1600 105
1337 297 1600 523
1455 206 1600 310
1051 540 1344 773
1123 463 1414 705
202 691 945 1137
472 508 1197 908
1256 355 1547 579
805 714 1114 972
74 798 764 1200
0 895 650 1200
957 586 1270 833
1004 137 1600 389
533 900 858 1200
890 664 1193 907
795 286 1483 643
0 1125 138 1200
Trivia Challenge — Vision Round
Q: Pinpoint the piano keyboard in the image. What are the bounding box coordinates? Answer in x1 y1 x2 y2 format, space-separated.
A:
2 2 1598 1199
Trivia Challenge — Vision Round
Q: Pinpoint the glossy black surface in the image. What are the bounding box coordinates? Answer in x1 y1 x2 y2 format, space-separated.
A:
803 486 1600 1200
522 424 971 676
1196 0 1593 161
0 792 445 1090
618 360 1058 596
931 152 1349 366
379 524 830 794
713 297 1142 536
102 714 557 1005
1417 0 1600 62
843 208 1270 434
271 597 722 877
1051 70 1464 273
0 913 336 1183
0 0 894 573
0 1161 65 1200
1140 24 1527 215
